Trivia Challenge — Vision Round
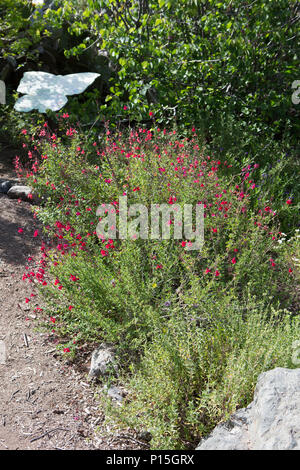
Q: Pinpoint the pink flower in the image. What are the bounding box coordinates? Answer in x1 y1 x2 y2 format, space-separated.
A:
63 348 70 353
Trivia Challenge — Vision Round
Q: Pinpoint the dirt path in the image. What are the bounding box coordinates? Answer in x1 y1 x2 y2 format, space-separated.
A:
0 148 144 450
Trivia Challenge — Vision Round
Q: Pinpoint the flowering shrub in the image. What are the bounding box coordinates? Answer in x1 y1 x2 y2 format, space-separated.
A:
17 117 299 448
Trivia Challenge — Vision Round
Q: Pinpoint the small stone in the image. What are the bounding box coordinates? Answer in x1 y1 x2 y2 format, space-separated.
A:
103 385 124 403
7 185 41 203
7 185 33 201
88 343 118 379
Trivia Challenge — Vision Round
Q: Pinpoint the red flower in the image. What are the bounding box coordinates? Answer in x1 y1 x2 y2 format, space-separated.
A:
231 257 236 264
168 196 177 204
286 199 292 205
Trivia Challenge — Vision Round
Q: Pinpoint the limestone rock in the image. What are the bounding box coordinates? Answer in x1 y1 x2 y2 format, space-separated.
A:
88 343 118 380
7 185 39 203
197 368 300 450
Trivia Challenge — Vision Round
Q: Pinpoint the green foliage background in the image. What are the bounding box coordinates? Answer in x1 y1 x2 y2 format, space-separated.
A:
41 0 300 139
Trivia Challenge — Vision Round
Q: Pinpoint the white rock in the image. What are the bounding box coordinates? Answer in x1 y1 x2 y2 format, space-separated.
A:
7 185 33 200
88 343 118 379
14 71 100 113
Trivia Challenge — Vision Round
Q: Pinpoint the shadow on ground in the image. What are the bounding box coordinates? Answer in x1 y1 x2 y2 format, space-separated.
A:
0 197 39 267
0 147 39 267
0 146 19 179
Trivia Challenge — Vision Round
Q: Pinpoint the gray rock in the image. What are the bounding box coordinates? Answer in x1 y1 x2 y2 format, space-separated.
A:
197 368 300 450
0 179 19 194
7 185 39 203
88 343 118 380
103 385 124 403
0 180 13 194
